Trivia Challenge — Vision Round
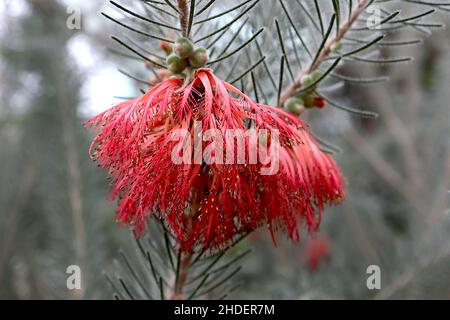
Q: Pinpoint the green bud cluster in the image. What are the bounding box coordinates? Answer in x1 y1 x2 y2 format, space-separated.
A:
166 37 209 75
285 70 328 115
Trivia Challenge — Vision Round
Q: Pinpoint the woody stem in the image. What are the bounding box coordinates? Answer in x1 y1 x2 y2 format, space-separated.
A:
279 0 371 107
177 0 189 37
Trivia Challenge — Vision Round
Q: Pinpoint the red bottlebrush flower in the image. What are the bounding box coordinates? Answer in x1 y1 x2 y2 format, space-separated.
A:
306 235 331 271
85 68 344 252
313 96 326 109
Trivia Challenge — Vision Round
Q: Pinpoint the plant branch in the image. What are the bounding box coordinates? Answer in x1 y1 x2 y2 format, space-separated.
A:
374 245 450 300
279 0 371 107
171 192 198 299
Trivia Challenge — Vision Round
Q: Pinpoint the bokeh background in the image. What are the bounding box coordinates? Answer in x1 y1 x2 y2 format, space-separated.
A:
0 0 449 299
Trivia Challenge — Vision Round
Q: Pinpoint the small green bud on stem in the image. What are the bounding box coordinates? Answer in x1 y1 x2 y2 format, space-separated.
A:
167 54 187 74
301 74 314 88
174 37 194 59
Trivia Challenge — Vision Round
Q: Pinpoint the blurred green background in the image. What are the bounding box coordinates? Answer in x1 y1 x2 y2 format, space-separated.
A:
0 0 449 299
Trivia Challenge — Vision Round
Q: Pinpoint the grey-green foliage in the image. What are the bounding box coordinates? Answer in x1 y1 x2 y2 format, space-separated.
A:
235 18 450 300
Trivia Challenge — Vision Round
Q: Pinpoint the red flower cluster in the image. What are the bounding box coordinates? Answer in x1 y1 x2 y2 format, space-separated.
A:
85 68 344 252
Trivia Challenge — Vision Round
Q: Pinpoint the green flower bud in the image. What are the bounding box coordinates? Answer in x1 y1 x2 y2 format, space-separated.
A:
167 54 187 74
166 53 179 65
174 37 194 59
189 48 209 68
285 97 305 116
303 92 316 108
